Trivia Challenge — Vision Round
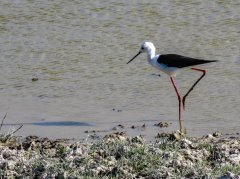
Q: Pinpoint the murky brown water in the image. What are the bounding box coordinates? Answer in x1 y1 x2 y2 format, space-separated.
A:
0 0 239 139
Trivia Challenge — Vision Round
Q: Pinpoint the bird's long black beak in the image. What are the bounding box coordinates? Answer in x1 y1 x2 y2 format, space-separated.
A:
127 51 141 64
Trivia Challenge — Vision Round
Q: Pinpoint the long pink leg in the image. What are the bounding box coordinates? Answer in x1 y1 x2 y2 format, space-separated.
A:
170 77 183 133
182 68 206 110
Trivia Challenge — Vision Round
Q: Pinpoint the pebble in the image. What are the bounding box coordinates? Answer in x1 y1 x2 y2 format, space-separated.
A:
180 139 192 148
217 171 238 179
131 136 145 144
205 134 214 139
31 77 39 82
154 122 169 128
213 131 222 137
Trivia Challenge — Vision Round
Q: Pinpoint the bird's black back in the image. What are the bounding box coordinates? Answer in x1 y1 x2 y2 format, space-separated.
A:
157 54 217 68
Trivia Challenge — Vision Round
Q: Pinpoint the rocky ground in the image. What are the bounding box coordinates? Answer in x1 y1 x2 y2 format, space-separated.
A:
1 130 240 178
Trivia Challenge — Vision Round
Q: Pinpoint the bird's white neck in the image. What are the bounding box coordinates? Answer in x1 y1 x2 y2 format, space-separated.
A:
146 46 156 61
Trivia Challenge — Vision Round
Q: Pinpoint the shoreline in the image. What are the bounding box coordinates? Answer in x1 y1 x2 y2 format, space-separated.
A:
1 131 240 178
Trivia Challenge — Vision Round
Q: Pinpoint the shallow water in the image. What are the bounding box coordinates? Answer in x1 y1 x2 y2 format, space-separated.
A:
0 0 239 139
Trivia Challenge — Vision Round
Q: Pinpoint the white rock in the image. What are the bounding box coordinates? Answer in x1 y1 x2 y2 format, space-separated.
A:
6 160 16 170
118 135 127 141
217 171 235 179
229 154 240 164
0 160 6 169
74 147 84 155
202 149 210 157
181 139 192 145
67 155 74 161
205 134 214 139
172 160 181 167
181 149 191 156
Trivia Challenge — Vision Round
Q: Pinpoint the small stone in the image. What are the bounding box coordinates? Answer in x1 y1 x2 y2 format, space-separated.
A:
118 124 124 128
176 154 184 161
112 108 122 112
2 150 11 159
180 139 192 148
213 131 221 137
0 160 7 170
229 154 240 164
6 160 16 170
5 170 18 177
73 147 84 156
131 136 145 144
154 122 169 128
181 149 191 156
205 134 214 139
31 77 39 82
202 149 210 157
217 171 236 179
156 132 170 138
163 171 172 179
97 149 106 157
236 173 240 177
173 159 181 167
118 135 127 141
151 73 161 77
108 156 116 166
89 134 100 140
170 130 184 140
229 149 239 155
112 127 117 131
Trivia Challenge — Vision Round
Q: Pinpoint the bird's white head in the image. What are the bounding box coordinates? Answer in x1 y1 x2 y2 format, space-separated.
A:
140 42 155 53
127 42 156 64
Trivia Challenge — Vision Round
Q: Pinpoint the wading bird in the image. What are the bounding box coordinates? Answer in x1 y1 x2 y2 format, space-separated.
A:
127 42 217 132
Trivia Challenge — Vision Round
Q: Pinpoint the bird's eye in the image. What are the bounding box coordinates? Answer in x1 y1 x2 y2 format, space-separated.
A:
141 47 144 50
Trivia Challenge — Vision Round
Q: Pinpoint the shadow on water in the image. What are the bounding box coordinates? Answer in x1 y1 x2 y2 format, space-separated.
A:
4 121 92 127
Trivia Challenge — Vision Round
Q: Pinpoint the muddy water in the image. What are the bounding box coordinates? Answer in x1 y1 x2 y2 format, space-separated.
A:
0 0 239 139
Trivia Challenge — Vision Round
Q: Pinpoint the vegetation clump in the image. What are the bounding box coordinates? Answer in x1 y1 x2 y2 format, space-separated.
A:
1 131 240 178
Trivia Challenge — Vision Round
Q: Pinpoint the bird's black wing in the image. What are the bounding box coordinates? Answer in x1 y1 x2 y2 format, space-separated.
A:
157 54 217 68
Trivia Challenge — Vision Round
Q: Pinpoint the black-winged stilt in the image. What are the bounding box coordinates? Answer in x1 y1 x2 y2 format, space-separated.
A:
127 42 217 132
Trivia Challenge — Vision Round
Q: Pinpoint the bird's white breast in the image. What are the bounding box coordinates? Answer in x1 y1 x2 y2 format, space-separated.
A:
148 54 179 77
